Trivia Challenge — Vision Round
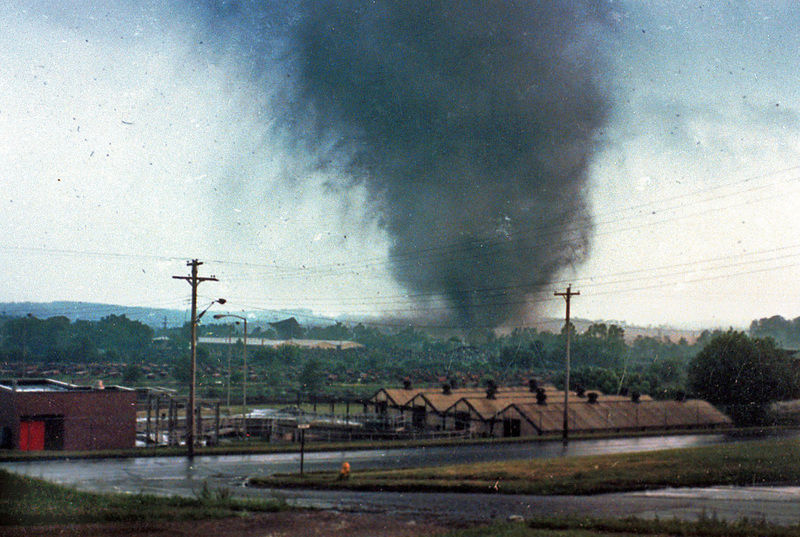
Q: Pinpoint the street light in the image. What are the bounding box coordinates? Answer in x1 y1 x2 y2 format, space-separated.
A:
188 297 226 458
213 313 248 439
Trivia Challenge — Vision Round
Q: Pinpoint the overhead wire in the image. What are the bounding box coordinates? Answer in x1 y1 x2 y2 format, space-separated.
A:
220 244 800 308
217 166 800 282
3 163 800 325
3 164 799 284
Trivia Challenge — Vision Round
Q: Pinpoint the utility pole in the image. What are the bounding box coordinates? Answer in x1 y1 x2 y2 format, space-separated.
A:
173 260 219 458
555 284 579 445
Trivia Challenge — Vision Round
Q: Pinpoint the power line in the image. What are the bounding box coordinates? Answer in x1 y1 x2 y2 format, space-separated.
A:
5 165 800 279
218 174 800 282
218 244 800 308
220 164 800 277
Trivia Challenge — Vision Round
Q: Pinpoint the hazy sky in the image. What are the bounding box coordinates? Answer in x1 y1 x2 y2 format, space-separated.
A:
2 1 800 330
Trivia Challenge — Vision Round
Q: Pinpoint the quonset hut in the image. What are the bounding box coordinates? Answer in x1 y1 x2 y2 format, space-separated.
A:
0 379 136 451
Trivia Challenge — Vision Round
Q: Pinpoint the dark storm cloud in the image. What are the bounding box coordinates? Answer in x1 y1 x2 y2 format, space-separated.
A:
206 1 613 328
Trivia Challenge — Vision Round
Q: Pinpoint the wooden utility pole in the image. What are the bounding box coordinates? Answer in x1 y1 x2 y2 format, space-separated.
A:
173 259 219 458
555 285 579 444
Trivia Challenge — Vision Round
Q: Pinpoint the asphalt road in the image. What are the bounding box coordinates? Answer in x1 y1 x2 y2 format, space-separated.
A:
264 485 800 525
3 431 799 524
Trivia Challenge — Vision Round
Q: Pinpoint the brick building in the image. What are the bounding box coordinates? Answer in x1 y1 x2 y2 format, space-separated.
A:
0 379 136 451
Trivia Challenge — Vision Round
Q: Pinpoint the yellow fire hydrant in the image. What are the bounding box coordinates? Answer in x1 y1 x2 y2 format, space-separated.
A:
339 461 351 480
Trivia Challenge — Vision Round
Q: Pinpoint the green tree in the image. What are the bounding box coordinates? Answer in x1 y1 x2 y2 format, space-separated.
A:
172 357 191 383
94 315 154 355
492 345 533 370
66 335 99 362
306 322 353 341
276 344 300 363
646 355 687 396
299 357 324 393
122 363 144 383
688 331 795 425
556 366 619 394
251 347 278 365
2 315 71 358
575 323 626 369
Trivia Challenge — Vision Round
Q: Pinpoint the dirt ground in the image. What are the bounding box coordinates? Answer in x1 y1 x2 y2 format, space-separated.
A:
0 511 458 537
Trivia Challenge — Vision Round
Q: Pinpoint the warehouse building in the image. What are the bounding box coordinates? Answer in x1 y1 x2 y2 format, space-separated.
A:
492 397 729 436
0 379 136 451
368 383 730 437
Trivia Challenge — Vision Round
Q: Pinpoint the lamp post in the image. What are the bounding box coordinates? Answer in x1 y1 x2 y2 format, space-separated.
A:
214 313 247 439
188 297 226 458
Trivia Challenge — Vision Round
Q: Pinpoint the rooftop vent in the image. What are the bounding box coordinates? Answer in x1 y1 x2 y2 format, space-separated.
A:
536 388 547 405
587 392 599 404
631 391 640 403
575 385 586 398
442 383 451 395
485 379 497 400
402 379 412 390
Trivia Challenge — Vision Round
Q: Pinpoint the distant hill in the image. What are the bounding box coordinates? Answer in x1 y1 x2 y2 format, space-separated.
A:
0 301 187 328
536 317 703 344
0 302 327 329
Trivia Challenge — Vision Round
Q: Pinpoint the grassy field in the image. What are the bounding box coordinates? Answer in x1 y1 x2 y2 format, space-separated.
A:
0 469 288 526
250 437 800 495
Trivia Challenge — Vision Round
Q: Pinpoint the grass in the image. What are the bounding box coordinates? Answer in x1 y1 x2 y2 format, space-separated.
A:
0 469 289 526
442 515 800 537
250 437 800 495
3 456 800 535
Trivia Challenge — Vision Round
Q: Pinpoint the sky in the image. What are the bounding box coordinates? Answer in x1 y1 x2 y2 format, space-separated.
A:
2 1 800 331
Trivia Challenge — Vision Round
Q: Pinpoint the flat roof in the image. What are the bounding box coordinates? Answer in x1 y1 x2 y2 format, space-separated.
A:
198 337 363 349
0 379 132 393
0 379 86 392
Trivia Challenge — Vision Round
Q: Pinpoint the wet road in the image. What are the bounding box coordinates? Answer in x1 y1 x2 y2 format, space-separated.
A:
3 431 799 524
265 485 800 525
0 433 753 495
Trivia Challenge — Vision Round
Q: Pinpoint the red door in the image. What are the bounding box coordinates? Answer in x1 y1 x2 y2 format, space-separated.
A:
19 420 45 451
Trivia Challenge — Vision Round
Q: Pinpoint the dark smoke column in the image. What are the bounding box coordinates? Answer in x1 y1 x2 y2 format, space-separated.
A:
293 1 611 328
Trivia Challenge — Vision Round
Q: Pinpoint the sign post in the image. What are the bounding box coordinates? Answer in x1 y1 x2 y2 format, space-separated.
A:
297 423 310 475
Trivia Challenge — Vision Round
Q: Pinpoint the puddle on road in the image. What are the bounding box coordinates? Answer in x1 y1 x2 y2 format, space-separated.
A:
638 486 800 500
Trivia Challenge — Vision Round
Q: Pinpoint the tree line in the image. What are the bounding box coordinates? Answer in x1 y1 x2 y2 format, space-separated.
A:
0 314 153 363
1 314 799 426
